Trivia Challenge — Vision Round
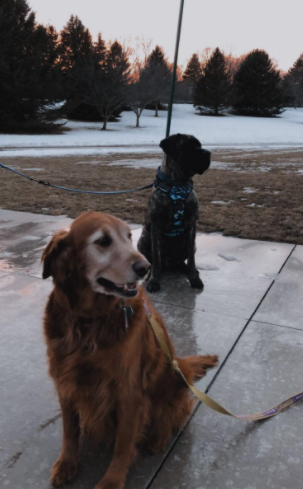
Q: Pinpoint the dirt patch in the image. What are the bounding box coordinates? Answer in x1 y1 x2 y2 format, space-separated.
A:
1 149 303 244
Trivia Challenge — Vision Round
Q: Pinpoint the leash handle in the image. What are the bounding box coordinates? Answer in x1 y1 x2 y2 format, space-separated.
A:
143 300 303 421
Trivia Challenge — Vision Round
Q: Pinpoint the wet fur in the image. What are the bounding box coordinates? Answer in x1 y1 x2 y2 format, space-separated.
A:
138 133 211 293
42 212 218 489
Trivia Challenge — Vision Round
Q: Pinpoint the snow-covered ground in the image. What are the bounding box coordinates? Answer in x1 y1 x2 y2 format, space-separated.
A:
1 105 302 157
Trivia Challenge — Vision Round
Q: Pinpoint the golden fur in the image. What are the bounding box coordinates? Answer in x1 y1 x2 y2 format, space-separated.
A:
42 211 218 489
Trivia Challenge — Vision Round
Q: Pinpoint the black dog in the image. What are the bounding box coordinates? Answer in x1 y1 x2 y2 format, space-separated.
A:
138 133 211 293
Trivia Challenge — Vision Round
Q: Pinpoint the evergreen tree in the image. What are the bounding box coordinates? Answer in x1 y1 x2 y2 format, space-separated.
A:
59 15 94 71
143 46 171 116
75 41 130 130
0 0 61 132
233 49 283 116
194 48 231 115
59 16 97 119
284 53 303 108
183 53 202 84
94 33 107 65
105 41 131 86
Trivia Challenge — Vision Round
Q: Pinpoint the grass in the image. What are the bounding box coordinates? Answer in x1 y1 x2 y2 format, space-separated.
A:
1 148 303 244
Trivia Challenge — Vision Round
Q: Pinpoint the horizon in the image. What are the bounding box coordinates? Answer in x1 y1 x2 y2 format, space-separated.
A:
27 0 303 72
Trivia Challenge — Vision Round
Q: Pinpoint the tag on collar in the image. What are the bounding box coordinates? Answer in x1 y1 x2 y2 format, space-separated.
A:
120 301 133 330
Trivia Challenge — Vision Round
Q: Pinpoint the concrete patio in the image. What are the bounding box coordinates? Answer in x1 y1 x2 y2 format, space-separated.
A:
0 208 302 489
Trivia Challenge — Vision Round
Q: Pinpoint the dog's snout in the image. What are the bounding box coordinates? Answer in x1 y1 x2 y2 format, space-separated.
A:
132 259 151 278
202 149 211 169
202 149 211 160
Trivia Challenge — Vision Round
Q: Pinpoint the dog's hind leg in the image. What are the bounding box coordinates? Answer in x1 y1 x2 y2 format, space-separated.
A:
145 388 194 455
50 396 80 487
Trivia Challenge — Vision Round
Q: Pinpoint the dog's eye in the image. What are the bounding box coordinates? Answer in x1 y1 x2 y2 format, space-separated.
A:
95 236 112 247
128 233 132 240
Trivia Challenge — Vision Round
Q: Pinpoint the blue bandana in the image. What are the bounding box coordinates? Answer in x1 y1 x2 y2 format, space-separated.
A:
154 167 193 237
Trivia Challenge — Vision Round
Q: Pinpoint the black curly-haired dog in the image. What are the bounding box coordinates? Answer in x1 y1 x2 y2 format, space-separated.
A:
138 133 211 293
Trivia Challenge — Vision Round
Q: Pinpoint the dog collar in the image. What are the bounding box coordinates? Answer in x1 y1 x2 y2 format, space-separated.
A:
156 167 191 187
154 167 193 237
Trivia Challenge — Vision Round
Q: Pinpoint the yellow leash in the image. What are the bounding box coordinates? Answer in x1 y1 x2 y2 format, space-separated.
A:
143 300 303 421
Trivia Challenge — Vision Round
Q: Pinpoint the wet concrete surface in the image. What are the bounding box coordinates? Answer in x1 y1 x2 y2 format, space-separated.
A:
0 210 302 489
254 245 303 330
150 321 303 489
153 235 294 320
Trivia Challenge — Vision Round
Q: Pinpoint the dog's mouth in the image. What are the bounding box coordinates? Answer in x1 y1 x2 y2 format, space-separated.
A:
97 277 138 297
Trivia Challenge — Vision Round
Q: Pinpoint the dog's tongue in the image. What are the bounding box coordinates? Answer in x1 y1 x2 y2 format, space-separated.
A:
114 283 124 288
114 282 137 290
124 283 137 291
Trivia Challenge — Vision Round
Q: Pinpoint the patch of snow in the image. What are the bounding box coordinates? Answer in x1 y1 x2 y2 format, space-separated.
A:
211 201 231 205
259 166 271 172
196 264 220 271
210 161 231 170
109 158 161 169
22 167 44 171
1 106 303 157
218 254 241 262
246 203 256 208
243 187 259 194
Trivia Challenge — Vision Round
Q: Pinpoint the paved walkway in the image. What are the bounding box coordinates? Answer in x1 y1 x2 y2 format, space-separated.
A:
0 209 302 489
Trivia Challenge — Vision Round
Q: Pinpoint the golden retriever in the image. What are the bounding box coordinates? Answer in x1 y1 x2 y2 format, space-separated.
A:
42 211 218 489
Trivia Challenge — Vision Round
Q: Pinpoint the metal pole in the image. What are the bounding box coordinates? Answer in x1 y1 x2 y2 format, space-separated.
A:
165 0 185 138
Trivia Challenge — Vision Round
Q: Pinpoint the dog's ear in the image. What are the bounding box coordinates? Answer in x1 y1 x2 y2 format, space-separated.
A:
159 136 170 154
160 134 183 155
42 229 72 281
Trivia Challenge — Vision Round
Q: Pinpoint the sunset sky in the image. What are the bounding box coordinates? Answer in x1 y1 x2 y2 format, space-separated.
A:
28 0 302 72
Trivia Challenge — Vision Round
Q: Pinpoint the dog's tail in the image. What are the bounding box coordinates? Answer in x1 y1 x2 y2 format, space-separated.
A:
178 355 219 383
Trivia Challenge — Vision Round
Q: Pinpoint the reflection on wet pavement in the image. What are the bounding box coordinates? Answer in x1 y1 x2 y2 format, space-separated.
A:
0 209 302 489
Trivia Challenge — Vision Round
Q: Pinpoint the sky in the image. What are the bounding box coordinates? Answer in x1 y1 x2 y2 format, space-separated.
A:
28 0 303 72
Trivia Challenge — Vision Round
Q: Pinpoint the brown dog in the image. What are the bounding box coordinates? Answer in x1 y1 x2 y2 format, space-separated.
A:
42 211 218 489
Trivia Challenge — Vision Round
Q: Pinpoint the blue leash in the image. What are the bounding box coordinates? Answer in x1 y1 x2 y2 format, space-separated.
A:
0 161 154 195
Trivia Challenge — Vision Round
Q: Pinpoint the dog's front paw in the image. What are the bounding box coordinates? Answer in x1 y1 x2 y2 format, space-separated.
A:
147 278 161 293
51 457 78 487
189 273 204 290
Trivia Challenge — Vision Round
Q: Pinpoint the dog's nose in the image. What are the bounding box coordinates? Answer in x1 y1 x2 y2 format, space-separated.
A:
132 259 151 278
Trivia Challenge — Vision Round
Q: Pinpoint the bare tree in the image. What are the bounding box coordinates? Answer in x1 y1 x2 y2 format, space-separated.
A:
224 52 247 80
126 42 162 127
125 74 155 127
77 65 124 130
131 36 153 81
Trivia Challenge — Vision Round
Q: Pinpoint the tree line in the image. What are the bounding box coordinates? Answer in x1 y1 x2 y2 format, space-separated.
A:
1 0 302 133
185 48 303 117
